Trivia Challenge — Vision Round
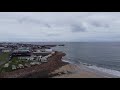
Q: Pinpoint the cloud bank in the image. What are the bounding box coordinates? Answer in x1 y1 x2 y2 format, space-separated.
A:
0 12 120 42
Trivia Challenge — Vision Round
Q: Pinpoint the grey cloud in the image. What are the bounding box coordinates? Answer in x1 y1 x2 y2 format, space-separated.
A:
71 24 86 32
90 21 110 28
18 17 52 28
45 24 51 28
0 12 120 42
18 17 41 24
18 17 51 28
47 33 60 36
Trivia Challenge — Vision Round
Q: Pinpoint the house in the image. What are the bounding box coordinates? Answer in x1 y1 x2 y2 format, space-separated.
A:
12 47 31 57
33 48 53 56
24 63 31 67
27 57 34 61
0 47 5 51
4 63 9 68
18 56 30 60
45 48 53 52
41 57 47 62
12 65 16 70
30 62 36 66
2 48 11 53
33 51 50 56
36 56 42 61
18 64 24 68
12 50 31 56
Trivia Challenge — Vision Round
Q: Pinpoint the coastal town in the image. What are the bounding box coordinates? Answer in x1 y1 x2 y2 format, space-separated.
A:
0 42 67 78
0 12 120 78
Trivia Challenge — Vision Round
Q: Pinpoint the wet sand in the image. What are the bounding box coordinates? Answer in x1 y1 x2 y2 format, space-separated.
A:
50 64 119 78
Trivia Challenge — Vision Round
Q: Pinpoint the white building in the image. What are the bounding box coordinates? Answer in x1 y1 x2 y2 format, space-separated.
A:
12 65 16 70
30 62 36 66
4 63 9 68
18 57 29 60
18 64 24 68
45 49 53 52
2 49 11 53
0 47 5 50
41 57 47 62
36 56 42 61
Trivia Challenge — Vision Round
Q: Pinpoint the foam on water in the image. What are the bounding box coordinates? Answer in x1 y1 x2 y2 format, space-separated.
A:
62 59 73 64
62 59 120 77
87 65 120 77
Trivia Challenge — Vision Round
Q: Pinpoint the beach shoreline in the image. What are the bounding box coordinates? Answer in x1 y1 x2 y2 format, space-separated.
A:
0 51 119 78
50 62 119 78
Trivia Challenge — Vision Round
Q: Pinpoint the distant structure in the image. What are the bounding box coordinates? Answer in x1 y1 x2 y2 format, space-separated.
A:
12 47 31 57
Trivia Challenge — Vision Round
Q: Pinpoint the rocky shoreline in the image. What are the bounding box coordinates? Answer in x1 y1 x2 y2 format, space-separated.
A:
0 51 68 78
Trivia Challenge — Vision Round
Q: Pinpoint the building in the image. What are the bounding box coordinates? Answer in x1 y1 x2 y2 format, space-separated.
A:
12 50 31 57
2 48 11 53
45 49 53 52
0 47 5 50
12 47 31 57
41 57 47 62
33 48 53 56
33 51 50 56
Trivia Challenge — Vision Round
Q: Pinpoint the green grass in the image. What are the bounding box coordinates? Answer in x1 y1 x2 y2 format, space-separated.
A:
10 57 30 66
0 52 10 61
0 52 10 72
0 64 12 73
0 57 32 73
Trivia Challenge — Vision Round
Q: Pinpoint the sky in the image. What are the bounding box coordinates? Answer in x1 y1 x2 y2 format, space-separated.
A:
0 12 120 42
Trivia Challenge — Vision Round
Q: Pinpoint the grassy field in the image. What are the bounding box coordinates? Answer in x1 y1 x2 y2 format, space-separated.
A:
0 57 32 73
0 52 10 61
10 57 29 66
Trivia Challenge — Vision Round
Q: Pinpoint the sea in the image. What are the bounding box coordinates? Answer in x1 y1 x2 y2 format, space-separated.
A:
28 42 120 77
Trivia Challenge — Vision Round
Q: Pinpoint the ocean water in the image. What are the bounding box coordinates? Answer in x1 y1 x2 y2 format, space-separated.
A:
52 42 120 77
29 42 120 77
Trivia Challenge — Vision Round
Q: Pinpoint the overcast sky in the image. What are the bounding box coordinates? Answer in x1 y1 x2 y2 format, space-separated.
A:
0 12 120 42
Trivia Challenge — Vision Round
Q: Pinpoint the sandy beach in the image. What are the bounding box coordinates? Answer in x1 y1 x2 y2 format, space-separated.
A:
50 64 119 78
